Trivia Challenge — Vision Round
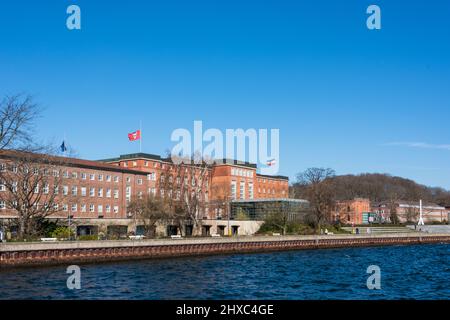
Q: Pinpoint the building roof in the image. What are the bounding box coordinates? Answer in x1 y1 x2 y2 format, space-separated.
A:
98 152 163 162
232 198 307 203
256 173 289 181
0 150 147 175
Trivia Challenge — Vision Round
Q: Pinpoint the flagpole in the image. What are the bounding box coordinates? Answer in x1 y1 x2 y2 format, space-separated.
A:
139 120 142 153
63 132 67 157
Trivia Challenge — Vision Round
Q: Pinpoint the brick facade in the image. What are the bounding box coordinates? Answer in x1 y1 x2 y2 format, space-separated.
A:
0 151 289 222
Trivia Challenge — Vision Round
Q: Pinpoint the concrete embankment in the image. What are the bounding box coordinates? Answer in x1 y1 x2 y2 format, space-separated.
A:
1 233 449 268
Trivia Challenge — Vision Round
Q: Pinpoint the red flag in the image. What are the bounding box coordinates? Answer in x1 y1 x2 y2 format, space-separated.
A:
128 130 141 141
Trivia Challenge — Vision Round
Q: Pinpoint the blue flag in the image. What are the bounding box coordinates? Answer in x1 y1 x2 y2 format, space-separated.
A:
60 141 67 152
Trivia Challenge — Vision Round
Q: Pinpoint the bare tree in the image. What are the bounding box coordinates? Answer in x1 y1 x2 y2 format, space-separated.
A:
296 167 336 233
262 202 290 235
0 151 68 240
159 152 211 236
127 194 166 238
0 94 40 151
210 183 232 220
385 185 405 224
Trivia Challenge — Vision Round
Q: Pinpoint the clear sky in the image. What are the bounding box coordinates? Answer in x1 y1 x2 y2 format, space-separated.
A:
1 0 449 188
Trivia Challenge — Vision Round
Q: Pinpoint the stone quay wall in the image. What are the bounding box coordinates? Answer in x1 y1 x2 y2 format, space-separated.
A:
1 234 449 268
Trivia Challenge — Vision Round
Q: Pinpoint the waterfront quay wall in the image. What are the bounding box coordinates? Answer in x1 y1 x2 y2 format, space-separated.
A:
1 234 449 268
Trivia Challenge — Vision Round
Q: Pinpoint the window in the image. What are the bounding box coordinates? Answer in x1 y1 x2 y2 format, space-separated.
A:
0 163 6 172
123 162 128 167
89 174 95 180
248 183 254 199
144 161 149 167
106 205 111 213
34 184 39 194
98 205 103 213
132 161 137 167
114 176 119 183
53 170 59 177
71 172 77 179
81 204 86 212
113 189 119 199
137 178 143 185
89 204 95 213
53 204 59 210
239 181 245 199
98 188 103 197
71 204 77 212
138 191 143 199
63 171 69 178
71 186 77 196
0 184 5 192
106 188 111 198
106 175 111 182
54 186 59 194
0 201 5 209
231 181 237 200
126 177 131 183
43 184 49 194
63 204 68 212
113 206 119 214
126 186 131 202
81 187 87 196
98 174 103 181
81 172 86 180
89 187 95 197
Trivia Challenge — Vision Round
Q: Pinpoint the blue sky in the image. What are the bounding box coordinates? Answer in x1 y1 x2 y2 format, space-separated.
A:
1 0 449 188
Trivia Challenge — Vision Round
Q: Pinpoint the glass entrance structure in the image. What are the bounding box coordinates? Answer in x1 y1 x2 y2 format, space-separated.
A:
230 198 309 221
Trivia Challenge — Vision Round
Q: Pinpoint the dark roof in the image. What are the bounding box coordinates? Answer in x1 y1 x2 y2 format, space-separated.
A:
214 159 257 168
256 173 289 181
100 153 257 168
0 150 147 175
98 152 162 162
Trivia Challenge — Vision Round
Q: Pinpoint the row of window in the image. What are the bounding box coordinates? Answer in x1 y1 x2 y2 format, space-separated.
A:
63 171 121 182
230 167 253 178
0 201 120 214
230 181 254 200
122 160 164 168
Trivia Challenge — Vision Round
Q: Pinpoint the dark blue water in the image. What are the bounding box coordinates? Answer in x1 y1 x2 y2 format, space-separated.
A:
1 244 449 299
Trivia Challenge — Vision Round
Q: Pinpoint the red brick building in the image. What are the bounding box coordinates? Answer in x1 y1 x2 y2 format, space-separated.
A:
332 198 371 225
0 151 289 236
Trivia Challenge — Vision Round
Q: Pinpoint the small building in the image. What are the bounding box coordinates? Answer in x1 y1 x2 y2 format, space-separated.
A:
373 201 447 224
332 198 371 225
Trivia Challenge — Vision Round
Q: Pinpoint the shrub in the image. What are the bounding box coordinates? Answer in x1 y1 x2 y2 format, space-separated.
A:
78 235 98 241
50 226 74 239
